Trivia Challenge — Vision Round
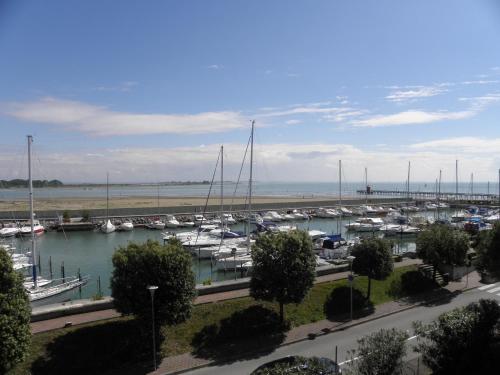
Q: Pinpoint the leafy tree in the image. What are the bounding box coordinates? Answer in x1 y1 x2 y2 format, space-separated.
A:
250 230 316 322
0 247 31 373
252 356 338 375
414 299 500 375
351 238 393 300
81 210 91 222
475 223 500 279
110 239 196 326
416 224 469 280
62 210 70 222
346 328 408 375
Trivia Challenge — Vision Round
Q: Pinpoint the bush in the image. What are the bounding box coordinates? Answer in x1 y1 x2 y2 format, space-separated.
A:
111 239 196 326
0 247 31 373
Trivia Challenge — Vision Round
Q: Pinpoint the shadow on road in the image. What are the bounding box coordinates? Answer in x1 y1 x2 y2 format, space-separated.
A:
191 305 288 363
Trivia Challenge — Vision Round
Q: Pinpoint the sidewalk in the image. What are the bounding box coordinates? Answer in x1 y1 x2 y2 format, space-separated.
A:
31 258 422 334
149 270 482 375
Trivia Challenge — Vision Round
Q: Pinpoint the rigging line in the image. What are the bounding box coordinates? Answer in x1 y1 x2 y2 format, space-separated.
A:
229 134 251 213
195 147 221 245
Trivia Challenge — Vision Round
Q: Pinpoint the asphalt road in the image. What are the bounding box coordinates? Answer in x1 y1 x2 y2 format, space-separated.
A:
184 284 500 375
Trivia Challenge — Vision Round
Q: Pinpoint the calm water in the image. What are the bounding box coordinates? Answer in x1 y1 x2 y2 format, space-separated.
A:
1 181 498 200
3 209 454 305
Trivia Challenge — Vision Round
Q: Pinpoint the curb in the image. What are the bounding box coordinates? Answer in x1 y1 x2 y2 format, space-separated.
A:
158 284 479 375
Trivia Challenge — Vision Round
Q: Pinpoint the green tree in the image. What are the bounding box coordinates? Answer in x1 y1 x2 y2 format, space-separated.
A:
0 247 31 373
475 223 500 279
346 328 408 375
62 210 70 222
416 224 469 281
414 299 500 375
351 238 393 300
250 230 316 322
81 210 91 222
110 239 196 326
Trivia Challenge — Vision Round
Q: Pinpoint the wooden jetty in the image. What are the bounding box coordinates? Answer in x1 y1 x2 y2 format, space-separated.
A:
357 189 500 203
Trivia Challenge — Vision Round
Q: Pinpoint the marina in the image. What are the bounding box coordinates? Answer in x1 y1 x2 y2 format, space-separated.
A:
1 203 480 306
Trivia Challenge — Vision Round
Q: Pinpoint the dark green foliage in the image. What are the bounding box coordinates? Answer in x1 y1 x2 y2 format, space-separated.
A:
62 211 70 222
389 270 439 297
416 224 469 280
346 328 408 375
110 239 196 326
323 286 374 318
252 356 339 375
192 305 288 360
351 238 394 300
250 230 316 322
0 179 63 188
414 299 500 375
81 210 91 222
475 223 500 279
0 247 31 373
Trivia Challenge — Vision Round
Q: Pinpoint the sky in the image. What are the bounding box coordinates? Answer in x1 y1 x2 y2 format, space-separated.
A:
1 0 500 184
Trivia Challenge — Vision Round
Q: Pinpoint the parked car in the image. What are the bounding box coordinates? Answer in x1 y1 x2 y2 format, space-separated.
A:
251 355 341 374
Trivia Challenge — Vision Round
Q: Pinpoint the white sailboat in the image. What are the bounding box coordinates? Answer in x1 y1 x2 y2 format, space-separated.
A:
118 220 134 231
100 173 116 234
23 135 89 302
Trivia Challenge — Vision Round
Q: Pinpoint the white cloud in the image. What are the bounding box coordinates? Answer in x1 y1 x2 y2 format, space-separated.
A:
285 119 302 125
385 86 447 102
409 137 500 153
2 97 246 136
94 81 138 92
352 110 474 127
207 64 223 70
2 141 499 183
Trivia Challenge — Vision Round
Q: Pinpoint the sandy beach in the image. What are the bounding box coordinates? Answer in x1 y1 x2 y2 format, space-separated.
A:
0 195 358 213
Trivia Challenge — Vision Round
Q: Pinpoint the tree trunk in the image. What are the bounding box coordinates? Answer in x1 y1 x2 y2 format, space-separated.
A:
367 276 372 300
279 301 284 323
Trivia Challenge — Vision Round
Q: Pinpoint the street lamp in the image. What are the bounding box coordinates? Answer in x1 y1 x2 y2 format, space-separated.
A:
147 285 159 371
346 255 356 321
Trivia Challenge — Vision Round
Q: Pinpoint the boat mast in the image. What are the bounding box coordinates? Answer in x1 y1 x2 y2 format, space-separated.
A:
106 172 110 221
338 160 342 234
455 160 458 198
247 121 254 249
364 167 368 205
407 161 411 221
437 170 442 220
28 135 37 288
220 145 224 227
471 173 474 199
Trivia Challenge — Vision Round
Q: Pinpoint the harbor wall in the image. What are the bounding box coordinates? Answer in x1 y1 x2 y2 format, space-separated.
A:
1 197 409 221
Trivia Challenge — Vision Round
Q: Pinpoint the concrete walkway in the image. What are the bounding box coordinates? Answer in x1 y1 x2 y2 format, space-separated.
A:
150 270 482 375
31 258 421 334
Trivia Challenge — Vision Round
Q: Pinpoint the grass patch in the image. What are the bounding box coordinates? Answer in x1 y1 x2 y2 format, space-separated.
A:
11 266 422 374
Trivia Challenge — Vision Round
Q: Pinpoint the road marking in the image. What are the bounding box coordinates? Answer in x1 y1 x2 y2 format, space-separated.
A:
478 284 497 291
487 286 500 293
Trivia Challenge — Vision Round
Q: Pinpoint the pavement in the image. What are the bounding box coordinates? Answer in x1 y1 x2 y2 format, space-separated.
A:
31 258 422 334
149 270 483 375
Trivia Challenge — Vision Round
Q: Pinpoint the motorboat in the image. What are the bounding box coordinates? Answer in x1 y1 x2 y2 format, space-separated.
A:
222 213 237 225
193 214 209 226
148 220 166 230
165 215 180 228
100 219 116 234
262 211 284 222
308 229 327 240
0 225 20 237
380 224 421 236
19 220 45 236
345 217 384 232
289 209 308 219
118 221 134 231
339 207 353 216
316 207 340 218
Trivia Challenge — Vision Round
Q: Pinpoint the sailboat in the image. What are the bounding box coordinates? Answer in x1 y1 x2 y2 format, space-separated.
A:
100 172 116 233
23 135 89 302
148 184 166 229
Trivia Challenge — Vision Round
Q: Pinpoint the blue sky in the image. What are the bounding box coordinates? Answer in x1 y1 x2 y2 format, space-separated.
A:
1 0 500 183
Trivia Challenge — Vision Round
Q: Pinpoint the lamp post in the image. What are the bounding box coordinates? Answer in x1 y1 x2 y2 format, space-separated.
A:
147 285 159 371
346 255 356 321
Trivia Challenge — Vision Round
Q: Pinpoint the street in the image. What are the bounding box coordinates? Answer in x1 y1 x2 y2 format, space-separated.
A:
184 284 500 374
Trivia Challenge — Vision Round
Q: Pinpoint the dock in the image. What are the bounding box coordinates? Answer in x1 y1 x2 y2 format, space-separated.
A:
357 189 500 204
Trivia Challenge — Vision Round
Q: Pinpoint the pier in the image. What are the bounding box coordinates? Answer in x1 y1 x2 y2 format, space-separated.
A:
357 189 500 204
